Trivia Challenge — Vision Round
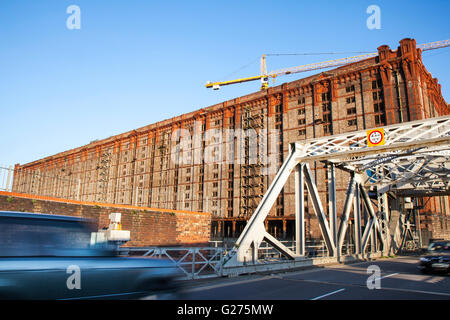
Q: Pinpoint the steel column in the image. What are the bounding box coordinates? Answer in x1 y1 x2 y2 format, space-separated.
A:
353 182 362 255
295 163 305 256
327 164 338 253
337 173 358 256
304 164 336 256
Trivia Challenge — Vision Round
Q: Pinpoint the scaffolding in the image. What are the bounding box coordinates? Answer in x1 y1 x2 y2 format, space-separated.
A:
239 106 266 217
97 151 112 203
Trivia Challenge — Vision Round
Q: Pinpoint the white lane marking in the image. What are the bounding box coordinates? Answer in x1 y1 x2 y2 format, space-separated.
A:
310 288 346 300
186 271 399 294
286 277 450 298
182 275 275 293
426 277 443 284
182 267 332 293
378 286 450 297
379 272 399 280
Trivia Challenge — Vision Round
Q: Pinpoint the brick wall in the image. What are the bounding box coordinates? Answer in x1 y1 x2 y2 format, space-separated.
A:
0 192 211 247
420 213 450 245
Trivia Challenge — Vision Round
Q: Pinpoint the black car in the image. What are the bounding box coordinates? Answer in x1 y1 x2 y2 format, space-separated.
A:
0 211 181 299
418 240 450 274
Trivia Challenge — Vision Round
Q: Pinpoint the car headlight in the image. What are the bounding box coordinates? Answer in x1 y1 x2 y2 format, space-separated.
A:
420 257 430 262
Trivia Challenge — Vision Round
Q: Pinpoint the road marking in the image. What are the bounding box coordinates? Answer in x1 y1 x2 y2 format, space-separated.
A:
376 286 450 297
379 272 398 280
182 257 450 299
192 270 403 295
310 288 345 300
182 275 275 293
59 290 147 300
426 277 443 284
182 267 329 293
281 277 450 298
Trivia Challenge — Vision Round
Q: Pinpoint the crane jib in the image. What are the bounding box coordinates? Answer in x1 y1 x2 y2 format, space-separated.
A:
206 39 450 90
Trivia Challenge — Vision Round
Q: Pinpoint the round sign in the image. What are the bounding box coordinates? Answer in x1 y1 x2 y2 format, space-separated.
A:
368 130 383 145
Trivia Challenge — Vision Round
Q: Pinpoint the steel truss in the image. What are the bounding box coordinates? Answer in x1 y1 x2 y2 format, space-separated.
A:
224 116 450 267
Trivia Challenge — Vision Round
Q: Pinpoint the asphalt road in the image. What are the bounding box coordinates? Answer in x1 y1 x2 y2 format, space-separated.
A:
179 256 450 300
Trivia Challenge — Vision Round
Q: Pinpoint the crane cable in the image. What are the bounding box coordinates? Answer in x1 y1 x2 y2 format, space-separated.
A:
218 51 374 82
266 51 374 56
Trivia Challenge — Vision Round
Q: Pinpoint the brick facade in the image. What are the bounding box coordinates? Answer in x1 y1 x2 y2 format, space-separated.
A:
12 38 450 241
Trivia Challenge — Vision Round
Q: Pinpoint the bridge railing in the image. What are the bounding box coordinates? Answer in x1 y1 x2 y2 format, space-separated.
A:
258 240 330 260
119 246 225 280
119 240 361 280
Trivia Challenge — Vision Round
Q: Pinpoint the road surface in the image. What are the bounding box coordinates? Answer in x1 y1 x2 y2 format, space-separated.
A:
179 256 450 300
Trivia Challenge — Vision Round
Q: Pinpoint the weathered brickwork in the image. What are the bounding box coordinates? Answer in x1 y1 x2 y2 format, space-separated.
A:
12 38 450 241
0 192 211 247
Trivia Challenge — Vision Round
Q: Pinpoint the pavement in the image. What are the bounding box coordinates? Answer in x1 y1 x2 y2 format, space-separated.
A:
178 256 450 300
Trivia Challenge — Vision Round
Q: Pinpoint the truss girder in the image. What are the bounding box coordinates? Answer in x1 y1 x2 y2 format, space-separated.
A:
223 116 450 267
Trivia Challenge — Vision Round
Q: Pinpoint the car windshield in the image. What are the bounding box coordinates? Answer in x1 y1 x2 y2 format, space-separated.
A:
0 216 114 257
427 242 450 252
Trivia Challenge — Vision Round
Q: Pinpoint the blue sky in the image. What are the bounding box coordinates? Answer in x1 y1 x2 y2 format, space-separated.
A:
1 0 449 166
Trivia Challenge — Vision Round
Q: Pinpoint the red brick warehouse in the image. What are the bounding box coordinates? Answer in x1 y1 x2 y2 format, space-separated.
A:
13 38 450 242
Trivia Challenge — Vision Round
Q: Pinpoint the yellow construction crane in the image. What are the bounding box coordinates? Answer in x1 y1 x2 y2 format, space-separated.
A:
206 54 270 90
205 39 450 91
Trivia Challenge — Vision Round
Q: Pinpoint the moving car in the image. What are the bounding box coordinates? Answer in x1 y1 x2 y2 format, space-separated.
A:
0 211 181 299
418 240 450 274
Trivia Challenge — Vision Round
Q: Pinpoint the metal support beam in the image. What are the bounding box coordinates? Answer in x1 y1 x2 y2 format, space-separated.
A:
295 164 305 256
354 183 362 255
225 145 303 266
222 116 449 268
337 173 358 256
328 164 338 250
304 164 336 257
361 218 375 251
359 184 385 249
263 232 297 260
